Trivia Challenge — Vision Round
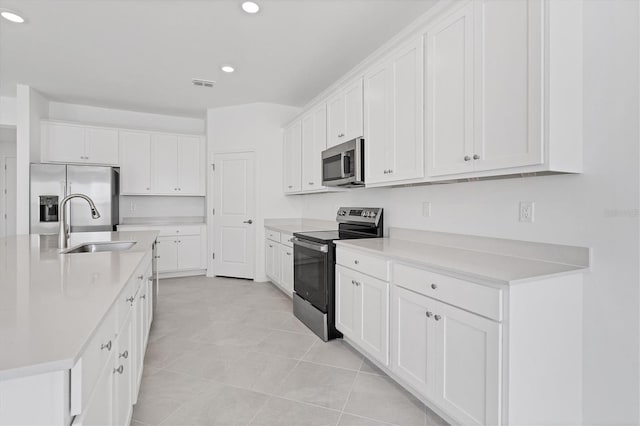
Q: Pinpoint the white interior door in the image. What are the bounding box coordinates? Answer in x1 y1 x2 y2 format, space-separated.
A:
213 152 256 279
4 157 16 236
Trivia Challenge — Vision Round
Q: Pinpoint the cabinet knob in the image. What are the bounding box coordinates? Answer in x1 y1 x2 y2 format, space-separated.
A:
464 156 471 162
126 296 135 303
426 311 433 318
141 294 146 299
138 274 144 280
119 350 129 359
351 280 360 287
243 219 253 224
473 154 480 160
308 182 314 185
101 340 112 351
286 252 292 256
431 283 437 290
146 187 150 190
383 170 388 174
113 365 124 375
288 185 293 189
354 260 359 265
434 315 441 321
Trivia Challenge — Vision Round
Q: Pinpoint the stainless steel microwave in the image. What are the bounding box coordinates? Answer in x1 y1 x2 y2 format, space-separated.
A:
321 138 365 187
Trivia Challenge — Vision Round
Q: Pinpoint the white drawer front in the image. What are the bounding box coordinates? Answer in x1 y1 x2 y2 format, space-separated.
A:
336 247 390 281
266 229 281 243
281 233 294 248
393 263 502 321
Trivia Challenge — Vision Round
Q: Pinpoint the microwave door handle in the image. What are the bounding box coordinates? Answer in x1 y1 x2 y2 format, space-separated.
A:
340 152 347 179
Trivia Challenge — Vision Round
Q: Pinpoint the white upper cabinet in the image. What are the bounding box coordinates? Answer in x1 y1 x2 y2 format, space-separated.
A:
120 131 204 196
119 131 152 194
426 0 544 177
301 104 327 191
472 0 543 171
327 78 363 147
365 38 424 184
283 120 302 193
42 121 118 165
152 134 179 194
425 3 475 177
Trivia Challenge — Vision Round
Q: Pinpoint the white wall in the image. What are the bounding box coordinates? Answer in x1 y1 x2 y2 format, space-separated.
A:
296 1 640 423
206 103 301 281
120 195 205 220
48 101 205 134
16 85 49 235
0 96 17 126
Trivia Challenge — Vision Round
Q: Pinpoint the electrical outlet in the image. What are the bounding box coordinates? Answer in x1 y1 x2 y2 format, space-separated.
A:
519 201 534 223
422 202 431 217
130 201 136 212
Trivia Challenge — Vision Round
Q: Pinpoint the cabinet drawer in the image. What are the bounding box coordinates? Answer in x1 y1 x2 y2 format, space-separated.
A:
266 229 281 243
393 263 502 321
70 307 117 415
116 256 149 332
281 233 294 248
336 247 390 281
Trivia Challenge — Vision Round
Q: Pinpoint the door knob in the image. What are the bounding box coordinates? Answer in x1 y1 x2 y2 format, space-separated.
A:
243 219 253 224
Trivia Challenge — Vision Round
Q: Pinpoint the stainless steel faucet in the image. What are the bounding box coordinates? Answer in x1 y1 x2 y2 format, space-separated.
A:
58 194 101 249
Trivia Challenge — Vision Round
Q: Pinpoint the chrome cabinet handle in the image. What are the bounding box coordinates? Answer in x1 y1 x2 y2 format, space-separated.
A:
431 283 437 290
434 315 441 321
354 260 359 265
101 340 112 351
288 185 293 189
473 154 480 160
426 311 433 318
286 252 292 256
308 182 314 185
141 294 146 299
146 187 150 190
243 219 253 224
113 365 124 375
126 296 135 303
464 156 471 161
119 350 129 359
138 274 144 280
351 280 360 287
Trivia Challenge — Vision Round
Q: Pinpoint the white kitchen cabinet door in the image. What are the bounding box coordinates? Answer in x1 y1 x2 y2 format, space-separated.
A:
327 94 346 148
344 78 364 141
301 105 327 191
433 299 501 426
85 127 119 165
72 355 114 426
473 0 543 172
177 235 202 271
119 131 152 195
265 241 281 283
44 122 86 163
156 237 178 273
279 245 294 294
358 273 390 366
113 314 133 426
177 136 203 195
335 265 359 340
283 121 302 193
152 134 179 194
133 285 144 400
391 286 437 399
425 3 475 177
364 61 392 184
390 39 424 182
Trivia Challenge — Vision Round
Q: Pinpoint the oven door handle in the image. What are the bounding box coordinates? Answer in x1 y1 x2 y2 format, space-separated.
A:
292 238 329 253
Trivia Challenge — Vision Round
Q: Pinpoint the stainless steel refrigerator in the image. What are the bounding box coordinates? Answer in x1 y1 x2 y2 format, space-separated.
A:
30 163 119 235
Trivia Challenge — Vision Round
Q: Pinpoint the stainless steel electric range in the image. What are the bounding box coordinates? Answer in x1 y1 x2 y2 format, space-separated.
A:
292 207 383 341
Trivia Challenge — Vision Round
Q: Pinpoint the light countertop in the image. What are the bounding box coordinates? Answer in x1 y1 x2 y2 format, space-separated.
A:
264 218 337 234
0 231 158 380
335 237 588 286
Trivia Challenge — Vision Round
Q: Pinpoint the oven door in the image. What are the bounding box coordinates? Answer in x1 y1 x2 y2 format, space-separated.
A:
293 238 330 312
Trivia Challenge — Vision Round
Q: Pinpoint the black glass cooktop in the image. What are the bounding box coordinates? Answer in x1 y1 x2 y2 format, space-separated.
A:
294 230 379 244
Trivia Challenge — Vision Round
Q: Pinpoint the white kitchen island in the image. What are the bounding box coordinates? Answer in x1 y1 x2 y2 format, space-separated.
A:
0 231 158 426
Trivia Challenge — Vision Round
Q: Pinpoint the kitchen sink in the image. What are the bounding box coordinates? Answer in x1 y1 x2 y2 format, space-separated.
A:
62 241 136 254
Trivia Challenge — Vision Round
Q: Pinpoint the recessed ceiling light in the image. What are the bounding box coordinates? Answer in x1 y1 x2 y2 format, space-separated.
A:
221 65 235 73
0 10 25 23
241 1 260 14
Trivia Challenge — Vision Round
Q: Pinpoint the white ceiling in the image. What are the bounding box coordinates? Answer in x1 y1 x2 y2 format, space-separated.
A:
0 0 438 118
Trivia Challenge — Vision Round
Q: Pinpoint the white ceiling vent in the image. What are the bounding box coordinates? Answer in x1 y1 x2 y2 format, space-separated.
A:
192 78 215 88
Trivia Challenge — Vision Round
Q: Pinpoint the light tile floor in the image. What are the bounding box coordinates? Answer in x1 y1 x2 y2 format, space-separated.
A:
132 276 449 426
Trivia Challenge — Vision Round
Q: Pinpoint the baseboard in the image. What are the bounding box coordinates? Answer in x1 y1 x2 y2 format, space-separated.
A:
158 269 206 279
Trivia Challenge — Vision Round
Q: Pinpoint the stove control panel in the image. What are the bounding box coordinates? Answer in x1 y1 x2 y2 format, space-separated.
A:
336 207 382 224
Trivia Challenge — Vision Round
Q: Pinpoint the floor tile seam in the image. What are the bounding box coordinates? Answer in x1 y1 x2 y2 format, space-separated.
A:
339 366 361 415
244 392 272 426
296 358 364 373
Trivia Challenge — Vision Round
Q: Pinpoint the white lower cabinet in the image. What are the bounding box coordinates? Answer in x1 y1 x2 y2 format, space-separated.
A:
113 314 133 426
118 224 207 276
335 265 389 366
72 357 114 426
264 229 294 297
391 286 500 426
